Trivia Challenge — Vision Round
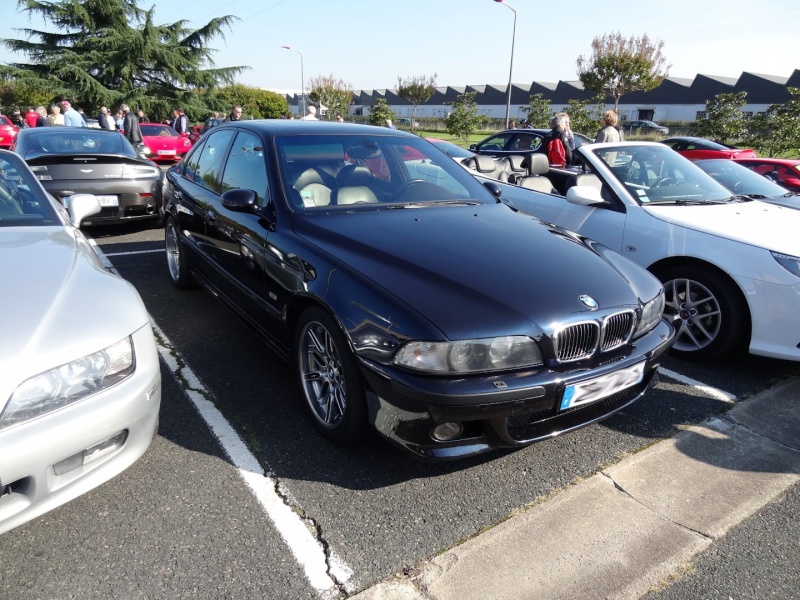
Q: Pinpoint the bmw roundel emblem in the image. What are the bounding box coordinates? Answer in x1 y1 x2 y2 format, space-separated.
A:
579 295 599 310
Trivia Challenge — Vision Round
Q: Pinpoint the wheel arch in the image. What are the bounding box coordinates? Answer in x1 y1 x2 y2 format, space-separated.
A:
648 255 753 345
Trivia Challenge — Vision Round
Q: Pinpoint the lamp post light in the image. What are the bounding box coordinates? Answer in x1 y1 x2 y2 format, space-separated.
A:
493 0 517 129
281 45 305 117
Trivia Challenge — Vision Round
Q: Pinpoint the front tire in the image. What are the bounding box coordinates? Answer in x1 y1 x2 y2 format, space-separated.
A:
165 217 195 289
294 307 368 444
657 266 748 360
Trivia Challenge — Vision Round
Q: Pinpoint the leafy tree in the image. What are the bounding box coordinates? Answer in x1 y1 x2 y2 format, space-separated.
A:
308 74 353 121
0 77 52 111
396 73 436 131
0 0 246 121
577 32 670 112
445 91 487 144
368 97 396 127
519 93 553 128
744 88 800 157
692 92 748 144
562 96 605 136
213 84 288 121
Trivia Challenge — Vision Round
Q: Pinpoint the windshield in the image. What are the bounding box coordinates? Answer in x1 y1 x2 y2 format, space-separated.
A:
0 151 60 226
141 124 179 137
21 129 136 157
277 133 494 211
694 159 790 198
594 143 734 204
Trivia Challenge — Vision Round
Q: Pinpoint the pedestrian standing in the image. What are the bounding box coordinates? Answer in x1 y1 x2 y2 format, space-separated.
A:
120 104 142 147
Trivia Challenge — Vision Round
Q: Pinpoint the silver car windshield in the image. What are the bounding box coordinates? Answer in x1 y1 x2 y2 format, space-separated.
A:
0 152 60 226
594 144 734 204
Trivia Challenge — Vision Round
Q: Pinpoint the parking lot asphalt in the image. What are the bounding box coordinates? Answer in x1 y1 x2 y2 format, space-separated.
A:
351 378 800 600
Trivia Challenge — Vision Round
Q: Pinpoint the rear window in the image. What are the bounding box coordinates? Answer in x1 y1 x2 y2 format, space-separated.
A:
141 124 178 137
23 130 136 157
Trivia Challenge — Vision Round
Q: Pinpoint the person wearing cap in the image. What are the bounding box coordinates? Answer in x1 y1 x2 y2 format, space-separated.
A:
10 109 26 129
61 101 86 127
300 105 318 121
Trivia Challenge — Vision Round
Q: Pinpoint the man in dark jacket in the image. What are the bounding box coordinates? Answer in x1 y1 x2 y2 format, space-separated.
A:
120 103 142 146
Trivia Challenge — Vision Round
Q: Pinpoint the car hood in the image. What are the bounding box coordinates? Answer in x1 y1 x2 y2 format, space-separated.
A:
0 227 150 400
143 136 183 149
643 200 800 255
294 203 659 339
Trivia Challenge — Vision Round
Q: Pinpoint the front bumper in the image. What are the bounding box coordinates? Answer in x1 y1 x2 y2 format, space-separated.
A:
362 319 674 461
0 325 161 534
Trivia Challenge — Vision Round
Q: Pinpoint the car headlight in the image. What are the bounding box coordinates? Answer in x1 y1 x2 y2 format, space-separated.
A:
393 336 543 374
0 337 134 431
635 290 665 336
772 251 800 278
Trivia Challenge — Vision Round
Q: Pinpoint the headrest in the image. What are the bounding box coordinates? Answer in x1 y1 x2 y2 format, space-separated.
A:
522 153 550 176
470 154 500 174
336 186 378 205
293 167 325 190
336 164 373 186
506 155 527 172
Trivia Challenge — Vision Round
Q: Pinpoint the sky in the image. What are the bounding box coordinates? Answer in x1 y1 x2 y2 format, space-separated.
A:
1 0 798 94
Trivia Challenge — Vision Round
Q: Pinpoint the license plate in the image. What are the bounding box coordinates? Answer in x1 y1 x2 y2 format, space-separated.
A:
157 149 176 155
96 195 119 207
560 362 645 410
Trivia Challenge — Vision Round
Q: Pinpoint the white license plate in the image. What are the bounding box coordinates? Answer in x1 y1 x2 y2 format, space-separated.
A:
560 362 645 410
96 195 119 207
157 149 176 155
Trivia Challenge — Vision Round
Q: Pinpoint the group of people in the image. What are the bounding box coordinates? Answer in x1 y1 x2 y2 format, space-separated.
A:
541 108 625 167
8 102 90 128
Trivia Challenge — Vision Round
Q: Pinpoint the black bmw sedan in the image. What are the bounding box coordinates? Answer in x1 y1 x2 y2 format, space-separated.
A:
12 127 163 226
162 121 675 461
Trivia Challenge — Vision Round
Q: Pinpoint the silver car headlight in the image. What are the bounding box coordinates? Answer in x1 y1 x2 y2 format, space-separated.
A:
393 336 543 374
0 337 134 431
635 290 665 336
772 251 800 278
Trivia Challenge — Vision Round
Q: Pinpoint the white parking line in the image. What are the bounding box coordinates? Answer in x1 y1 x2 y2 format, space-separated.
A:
89 239 352 597
659 367 738 403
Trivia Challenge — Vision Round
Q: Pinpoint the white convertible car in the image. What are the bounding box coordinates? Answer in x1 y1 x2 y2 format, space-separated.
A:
493 142 800 362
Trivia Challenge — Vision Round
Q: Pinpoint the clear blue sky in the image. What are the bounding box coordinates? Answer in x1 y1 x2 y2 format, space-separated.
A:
1 0 798 93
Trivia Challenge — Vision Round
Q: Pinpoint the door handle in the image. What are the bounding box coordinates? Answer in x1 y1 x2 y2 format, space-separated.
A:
207 210 216 225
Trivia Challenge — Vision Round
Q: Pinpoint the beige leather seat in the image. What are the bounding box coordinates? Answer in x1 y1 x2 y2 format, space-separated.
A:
517 154 557 194
333 186 379 205
564 173 602 195
500 155 528 184
463 154 509 181
294 167 332 207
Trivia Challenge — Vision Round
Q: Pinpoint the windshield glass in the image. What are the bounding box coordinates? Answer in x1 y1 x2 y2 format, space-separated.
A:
694 159 789 197
22 129 136 157
276 133 494 211
0 152 60 226
594 143 733 204
140 124 179 137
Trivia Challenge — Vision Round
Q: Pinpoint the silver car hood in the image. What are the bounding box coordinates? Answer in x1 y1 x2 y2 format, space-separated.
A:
0 227 150 403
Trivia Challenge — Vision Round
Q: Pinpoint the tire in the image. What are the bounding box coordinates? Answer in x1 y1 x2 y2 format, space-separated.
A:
657 265 748 360
164 217 195 289
294 307 368 444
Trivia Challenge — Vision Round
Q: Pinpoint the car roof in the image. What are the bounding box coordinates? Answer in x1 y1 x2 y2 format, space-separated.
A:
211 119 419 138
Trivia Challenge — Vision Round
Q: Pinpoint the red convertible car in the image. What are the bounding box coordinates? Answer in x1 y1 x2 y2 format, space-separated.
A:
733 157 800 192
139 123 192 163
661 136 756 160
0 115 20 149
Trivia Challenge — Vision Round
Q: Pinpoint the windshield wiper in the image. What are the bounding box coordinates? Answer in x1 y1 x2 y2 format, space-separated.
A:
386 200 479 209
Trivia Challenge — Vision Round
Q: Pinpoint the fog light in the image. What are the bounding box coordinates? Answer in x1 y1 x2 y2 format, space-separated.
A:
53 430 128 476
431 422 463 442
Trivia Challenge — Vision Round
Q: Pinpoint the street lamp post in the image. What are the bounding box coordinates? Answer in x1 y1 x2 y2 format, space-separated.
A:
281 45 305 117
493 0 517 129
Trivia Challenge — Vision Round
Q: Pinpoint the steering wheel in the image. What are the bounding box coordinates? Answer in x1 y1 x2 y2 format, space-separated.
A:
395 179 427 200
652 176 675 188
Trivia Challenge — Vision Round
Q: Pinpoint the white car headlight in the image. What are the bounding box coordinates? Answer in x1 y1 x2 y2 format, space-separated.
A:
0 337 134 431
635 290 665 336
772 251 800 278
393 336 543 374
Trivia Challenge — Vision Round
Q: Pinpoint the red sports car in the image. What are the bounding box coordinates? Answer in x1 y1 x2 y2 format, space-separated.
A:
733 157 800 192
661 136 757 160
0 115 20 149
139 123 192 163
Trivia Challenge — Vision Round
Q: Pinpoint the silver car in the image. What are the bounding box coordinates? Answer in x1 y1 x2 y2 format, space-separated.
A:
0 150 161 534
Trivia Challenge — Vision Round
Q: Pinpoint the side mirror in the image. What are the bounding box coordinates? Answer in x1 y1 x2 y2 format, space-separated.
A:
482 180 502 201
469 144 477 151
220 188 258 212
566 185 605 206
67 194 102 227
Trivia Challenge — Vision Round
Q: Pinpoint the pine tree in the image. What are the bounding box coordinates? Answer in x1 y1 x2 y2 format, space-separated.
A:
1 0 247 121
